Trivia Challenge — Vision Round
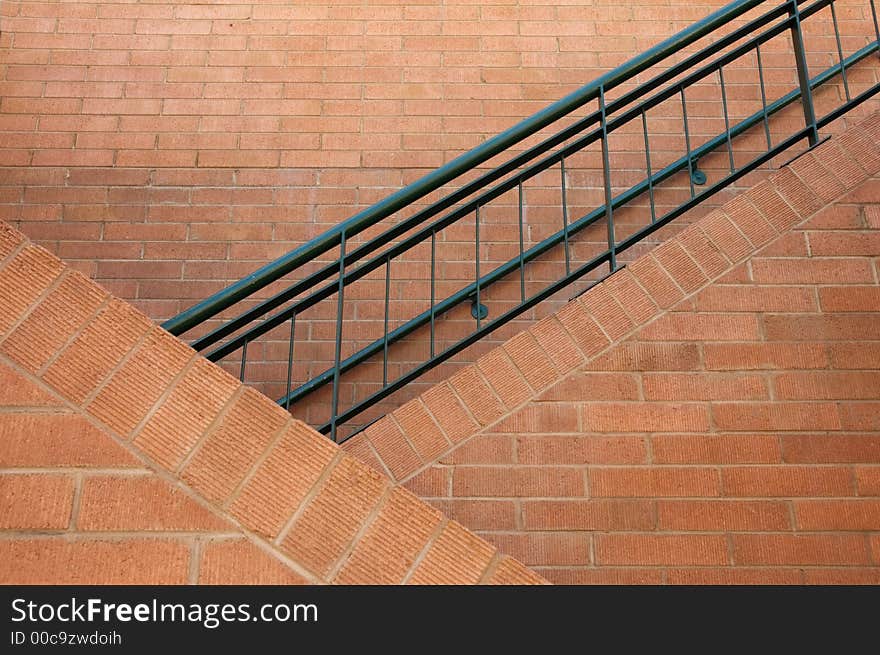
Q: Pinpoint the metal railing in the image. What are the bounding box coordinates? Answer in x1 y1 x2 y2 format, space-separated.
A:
165 0 880 442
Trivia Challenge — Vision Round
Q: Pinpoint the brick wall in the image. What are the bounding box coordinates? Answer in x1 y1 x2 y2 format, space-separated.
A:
344 111 880 583
1 1 878 433
0 221 542 584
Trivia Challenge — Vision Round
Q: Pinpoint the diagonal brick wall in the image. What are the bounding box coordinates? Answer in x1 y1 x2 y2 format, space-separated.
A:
0 222 543 585
343 111 880 583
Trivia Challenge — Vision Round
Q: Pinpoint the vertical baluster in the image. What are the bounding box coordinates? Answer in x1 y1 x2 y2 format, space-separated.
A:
788 0 819 146
430 230 436 359
641 109 657 225
383 254 391 387
830 2 850 101
560 157 571 276
755 44 773 150
284 313 296 410
680 86 696 199
719 67 735 174
239 338 248 382
599 85 617 273
517 180 526 302
329 230 346 443
474 204 482 330
871 0 880 45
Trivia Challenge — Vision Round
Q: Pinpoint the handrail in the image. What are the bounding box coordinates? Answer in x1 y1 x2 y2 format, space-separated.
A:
162 0 767 337
162 0 880 442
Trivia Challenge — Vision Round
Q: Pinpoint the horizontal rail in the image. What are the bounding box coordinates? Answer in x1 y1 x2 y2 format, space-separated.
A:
163 0 768 337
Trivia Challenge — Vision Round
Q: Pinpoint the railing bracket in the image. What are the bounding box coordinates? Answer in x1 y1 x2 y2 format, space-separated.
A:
690 163 708 186
469 295 489 321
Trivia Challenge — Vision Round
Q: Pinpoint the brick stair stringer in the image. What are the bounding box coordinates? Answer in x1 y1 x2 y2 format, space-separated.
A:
342 110 880 487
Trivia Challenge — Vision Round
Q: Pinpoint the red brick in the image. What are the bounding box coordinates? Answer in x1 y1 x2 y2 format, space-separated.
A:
448 366 505 427
554 300 611 357
408 520 495 584
693 285 817 313
657 500 791 530
489 403 579 434
732 534 869 566
628 255 684 309
393 399 450 462
87 328 195 438
486 556 547 585
78 475 230 531
652 240 708 294
782 434 880 463
402 466 449 497
699 210 753 263
819 285 880 313
428 499 517 531
721 466 853 497
421 382 478 444
652 434 781 464
587 342 701 371
794 499 880 530
752 257 875 284
856 467 880 495
181 387 289 504
438 435 511 465
1 271 107 373
0 413 139 467
539 372 639 401
0 362 63 407
453 466 584 498
335 487 442 584
530 315 584 373
541 568 665 585
802 569 880 585
523 499 654 530
723 197 776 249
774 371 880 400
0 244 65 336
0 474 75 529
42 298 153 404
502 330 560 392
745 180 800 233
0 539 190 584
638 312 760 341
359 417 420 481
596 534 729 566
281 456 388 578
770 166 824 218
576 281 634 341
591 466 720 497
199 539 308 584
583 403 710 432
839 403 880 431
666 568 802 585
230 421 337 539
703 343 828 370
482 532 590 566
603 268 659 325
518 434 647 465
675 224 730 279
642 372 768 401
134 357 241 470
712 402 841 431
476 348 533 410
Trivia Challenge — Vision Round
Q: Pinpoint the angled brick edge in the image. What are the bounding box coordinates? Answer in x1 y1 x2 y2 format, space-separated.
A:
343 109 880 486
0 223 544 585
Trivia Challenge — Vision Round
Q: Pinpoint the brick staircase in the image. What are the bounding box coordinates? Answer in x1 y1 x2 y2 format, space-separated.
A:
339 112 880 583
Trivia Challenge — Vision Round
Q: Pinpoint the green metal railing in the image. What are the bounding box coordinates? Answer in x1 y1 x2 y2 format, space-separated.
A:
165 0 880 442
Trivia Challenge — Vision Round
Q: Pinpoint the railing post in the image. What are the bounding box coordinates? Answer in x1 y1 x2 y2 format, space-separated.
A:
788 0 819 146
